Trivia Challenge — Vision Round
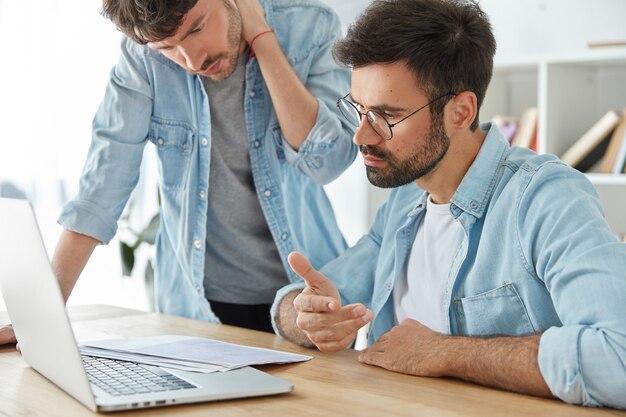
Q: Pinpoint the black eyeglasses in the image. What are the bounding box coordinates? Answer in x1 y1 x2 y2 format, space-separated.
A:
336 92 455 140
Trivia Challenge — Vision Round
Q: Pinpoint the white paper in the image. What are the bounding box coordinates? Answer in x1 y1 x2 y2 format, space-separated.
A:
79 335 312 373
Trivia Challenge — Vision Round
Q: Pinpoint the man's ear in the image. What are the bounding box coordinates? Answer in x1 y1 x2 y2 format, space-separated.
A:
447 91 478 131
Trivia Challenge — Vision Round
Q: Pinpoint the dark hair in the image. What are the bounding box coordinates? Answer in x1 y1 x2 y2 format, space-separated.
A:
102 0 198 44
333 0 496 130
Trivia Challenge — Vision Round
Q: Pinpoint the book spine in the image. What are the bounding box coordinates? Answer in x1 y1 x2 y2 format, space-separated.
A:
612 128 626 174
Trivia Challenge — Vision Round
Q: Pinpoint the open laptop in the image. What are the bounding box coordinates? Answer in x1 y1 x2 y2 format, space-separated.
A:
0 197 293 412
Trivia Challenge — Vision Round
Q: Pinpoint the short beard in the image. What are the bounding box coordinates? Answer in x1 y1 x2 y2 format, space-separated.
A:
363 112 450 188
199 0 242 81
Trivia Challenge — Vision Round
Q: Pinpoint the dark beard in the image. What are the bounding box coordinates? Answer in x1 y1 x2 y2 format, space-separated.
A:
363 113 450 188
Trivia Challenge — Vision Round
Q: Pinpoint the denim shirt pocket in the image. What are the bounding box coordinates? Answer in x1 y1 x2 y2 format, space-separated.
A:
453 283 536 337
148 118 195 191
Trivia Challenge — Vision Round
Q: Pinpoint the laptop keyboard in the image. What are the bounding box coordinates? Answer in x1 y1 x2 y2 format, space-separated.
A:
82 355 197 396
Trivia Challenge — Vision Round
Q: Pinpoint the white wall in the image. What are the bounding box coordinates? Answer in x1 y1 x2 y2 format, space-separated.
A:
480 0 626 62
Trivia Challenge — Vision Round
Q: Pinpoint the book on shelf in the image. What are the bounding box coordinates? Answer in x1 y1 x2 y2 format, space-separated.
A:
600 109 626 173
500 122 518 143
511 107 538 151
612 122 626 174
560 110 621 172
491 115 517 143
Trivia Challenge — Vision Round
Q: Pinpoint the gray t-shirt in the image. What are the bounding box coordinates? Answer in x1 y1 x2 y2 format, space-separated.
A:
201 55 288 304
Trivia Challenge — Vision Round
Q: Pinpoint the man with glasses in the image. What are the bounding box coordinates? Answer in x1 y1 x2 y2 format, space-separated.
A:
0 0 356 344
272 0 626 409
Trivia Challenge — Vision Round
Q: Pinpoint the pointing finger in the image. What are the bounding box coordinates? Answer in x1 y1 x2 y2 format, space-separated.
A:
288 252 329 290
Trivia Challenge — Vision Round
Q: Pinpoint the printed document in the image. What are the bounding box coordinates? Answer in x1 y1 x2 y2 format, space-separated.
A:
80 335 312 374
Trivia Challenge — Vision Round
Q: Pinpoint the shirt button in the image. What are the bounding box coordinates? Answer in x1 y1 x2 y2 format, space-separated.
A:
201 137 208 146
280 233 288 241
199 191 205 199
157 138 164 146
194 240 202 249
263 189 272 197
254 140 261 148
249 91 256 97
470 201 478 209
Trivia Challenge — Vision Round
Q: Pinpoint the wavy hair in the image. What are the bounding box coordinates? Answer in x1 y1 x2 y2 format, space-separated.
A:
102 0 198 44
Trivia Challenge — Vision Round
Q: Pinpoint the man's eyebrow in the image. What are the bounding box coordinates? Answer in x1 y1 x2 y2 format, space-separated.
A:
349 95 407 112
153 14 205 50
371 103 407 112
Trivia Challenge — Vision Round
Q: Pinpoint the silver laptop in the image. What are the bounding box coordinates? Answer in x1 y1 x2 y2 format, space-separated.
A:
0 197 293 412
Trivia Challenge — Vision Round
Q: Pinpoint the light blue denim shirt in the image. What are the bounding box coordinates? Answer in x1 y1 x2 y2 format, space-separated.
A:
59 0 357 321
273 123 626 409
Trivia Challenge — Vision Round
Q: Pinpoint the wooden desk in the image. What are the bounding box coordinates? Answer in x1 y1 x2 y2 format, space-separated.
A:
1 305 624 417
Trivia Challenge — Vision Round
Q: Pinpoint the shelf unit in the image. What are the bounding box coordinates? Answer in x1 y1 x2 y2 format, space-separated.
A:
482 49 626 235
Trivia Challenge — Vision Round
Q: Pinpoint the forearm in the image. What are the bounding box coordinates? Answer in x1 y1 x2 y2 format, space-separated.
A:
52 229 99 302
252 33 318 150
443 333 553 398
274 290 315 348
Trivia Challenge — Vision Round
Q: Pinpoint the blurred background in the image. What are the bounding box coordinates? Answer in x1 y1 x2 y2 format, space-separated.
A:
1 0 626 311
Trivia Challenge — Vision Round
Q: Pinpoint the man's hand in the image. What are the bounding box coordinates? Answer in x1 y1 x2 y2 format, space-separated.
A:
359 320 553 398
0 324 17 345
358 319 448 377
234 0 271 44
289 252 372 353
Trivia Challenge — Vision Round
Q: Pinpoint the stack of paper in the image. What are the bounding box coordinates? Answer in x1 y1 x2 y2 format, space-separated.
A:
80 335 312 374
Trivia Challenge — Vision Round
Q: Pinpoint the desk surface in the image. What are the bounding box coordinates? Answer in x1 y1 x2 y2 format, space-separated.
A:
1 305 624 417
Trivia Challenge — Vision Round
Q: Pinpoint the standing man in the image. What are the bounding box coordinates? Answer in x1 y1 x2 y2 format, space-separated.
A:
0 0 356 341
273 0 626 409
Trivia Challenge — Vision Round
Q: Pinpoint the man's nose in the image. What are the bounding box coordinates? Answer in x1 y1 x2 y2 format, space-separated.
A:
353 117 384 146
179 45 206 72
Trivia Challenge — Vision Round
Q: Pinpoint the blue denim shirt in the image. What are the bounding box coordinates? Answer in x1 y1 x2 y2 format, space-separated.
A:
59 0 357 322
273 123 626 408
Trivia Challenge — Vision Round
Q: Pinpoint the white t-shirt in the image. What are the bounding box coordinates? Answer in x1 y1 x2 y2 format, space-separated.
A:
393 195 463 333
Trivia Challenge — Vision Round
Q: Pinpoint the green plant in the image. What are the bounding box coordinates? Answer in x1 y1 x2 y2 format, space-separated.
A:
119 212 159 277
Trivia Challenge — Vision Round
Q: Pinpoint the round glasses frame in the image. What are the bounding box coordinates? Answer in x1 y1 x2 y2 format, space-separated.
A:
336 92 455 140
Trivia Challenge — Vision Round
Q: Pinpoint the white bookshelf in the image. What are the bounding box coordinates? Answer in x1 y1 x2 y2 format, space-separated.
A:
483 49 626 235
